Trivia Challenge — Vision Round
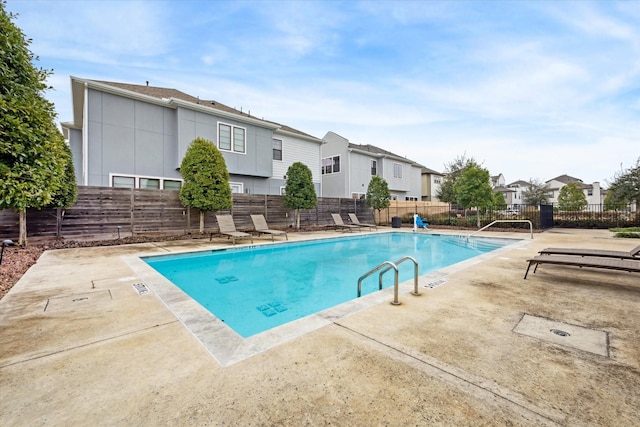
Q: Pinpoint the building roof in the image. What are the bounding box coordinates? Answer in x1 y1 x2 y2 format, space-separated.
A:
507 180 532 187
421 166 444 175
546 174 583 184
70 78 319 141
347 142 425 168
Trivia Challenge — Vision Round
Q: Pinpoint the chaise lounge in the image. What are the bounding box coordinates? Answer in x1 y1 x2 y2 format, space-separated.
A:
348 213 377 230
524 254 640 279
538 244 640 260
216 215 253 245
251 214 288 241
331 213 360 232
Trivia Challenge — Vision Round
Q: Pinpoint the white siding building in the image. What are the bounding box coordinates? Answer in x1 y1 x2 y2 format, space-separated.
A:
321 131 423 200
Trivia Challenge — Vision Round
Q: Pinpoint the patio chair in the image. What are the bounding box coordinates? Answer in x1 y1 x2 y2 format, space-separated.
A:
348 213 377 230
215 215 253 245
524 254 640 279
331 213 360 232
538 244 640 260
415 215 430 229
251 214 288 241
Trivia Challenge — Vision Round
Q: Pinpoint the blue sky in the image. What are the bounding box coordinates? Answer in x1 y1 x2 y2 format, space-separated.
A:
7 0 640 186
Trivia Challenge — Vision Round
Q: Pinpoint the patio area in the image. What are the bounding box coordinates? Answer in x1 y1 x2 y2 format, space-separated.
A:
1 228 639 426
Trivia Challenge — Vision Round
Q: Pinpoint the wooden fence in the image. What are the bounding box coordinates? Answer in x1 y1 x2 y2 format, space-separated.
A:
0 186 374 240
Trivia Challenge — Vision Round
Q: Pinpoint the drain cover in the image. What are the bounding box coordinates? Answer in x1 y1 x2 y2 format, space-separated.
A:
424 279 447 289
513 314 609 357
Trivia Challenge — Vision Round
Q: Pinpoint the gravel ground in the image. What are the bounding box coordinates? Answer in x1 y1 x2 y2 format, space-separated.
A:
0 234 201 300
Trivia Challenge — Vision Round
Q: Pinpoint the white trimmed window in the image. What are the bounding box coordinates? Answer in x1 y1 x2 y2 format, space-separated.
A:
218 123 246 154
230 182 244 194
273 138 282 161
280 186 286 195
111 174 182 190
393 163 402 178
322 155 340 174
371 160 377 176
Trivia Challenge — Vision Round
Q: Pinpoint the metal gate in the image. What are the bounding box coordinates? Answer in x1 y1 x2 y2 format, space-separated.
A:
540 204 554 229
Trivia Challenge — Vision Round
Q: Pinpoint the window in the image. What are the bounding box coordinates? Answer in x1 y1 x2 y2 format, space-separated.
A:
587 189 593 196
434 177 441 184
218 124 231 151
113 176 135 188
218 123 246 153
230 182 243 194
405 196 417 201
351 192 365 199
111 174 182 190
163 180 182 190
322 155 341 174
280 186 286 195
371 160 377 176
140 178 160 189
273 139 282 161
233 127 245 153
393 163 402 178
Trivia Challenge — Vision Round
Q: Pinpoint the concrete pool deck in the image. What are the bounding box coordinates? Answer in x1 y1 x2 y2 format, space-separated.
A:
1 228 639 425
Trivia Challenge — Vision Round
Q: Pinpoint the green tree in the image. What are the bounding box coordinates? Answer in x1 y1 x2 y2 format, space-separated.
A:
454 164 493 227
0 2 69 246
492 191 507 210
47 141 77 209
558 182 587 211
522 178 551 205
365 175 390 223
437 154 480 204
284 162 317 230
179 137 232 233
605 157 640 207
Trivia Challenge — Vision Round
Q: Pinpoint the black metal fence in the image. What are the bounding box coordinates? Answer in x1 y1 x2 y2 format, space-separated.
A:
403 204 639 230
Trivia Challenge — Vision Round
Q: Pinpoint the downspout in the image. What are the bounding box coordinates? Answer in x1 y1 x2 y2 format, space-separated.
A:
347 149 351 198
82 82 89 185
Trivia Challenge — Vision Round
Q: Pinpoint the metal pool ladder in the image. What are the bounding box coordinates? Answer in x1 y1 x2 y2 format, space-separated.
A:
357 256 420 305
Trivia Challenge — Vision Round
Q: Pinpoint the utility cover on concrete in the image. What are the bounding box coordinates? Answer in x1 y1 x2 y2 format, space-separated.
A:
513 314 609 357
44 290 113 312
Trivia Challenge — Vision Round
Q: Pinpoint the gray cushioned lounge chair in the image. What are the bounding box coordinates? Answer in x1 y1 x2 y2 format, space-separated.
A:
538 244 640 260
348 213 377 230
216 215 253 245
251 214 287 241
331 213 360 232
524 255 640 279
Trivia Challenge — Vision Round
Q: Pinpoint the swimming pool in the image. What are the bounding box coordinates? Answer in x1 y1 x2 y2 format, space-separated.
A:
143 232 511 338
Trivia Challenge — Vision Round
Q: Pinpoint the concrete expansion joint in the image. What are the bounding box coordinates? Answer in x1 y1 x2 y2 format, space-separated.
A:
0 320 179 369
333 322 566 427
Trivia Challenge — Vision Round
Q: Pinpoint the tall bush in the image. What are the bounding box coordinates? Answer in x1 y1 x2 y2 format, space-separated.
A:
284 162 317 230
179 137 232 232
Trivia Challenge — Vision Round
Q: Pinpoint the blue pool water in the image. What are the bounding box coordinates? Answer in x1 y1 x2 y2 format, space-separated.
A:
143 232 510 337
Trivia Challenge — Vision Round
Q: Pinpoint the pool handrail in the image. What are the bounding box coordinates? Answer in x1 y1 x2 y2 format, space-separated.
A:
357 256 420 305
379 256 420 297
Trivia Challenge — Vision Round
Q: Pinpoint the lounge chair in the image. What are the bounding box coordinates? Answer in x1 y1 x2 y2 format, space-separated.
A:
215 215 253 245
538 244 640 260
415 215 430 229
348 213 377 230
524 254 640 279
250 214 288 241
331 213 360 232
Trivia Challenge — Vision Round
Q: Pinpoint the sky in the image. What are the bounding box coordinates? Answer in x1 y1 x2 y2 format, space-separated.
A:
6 0 640 186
